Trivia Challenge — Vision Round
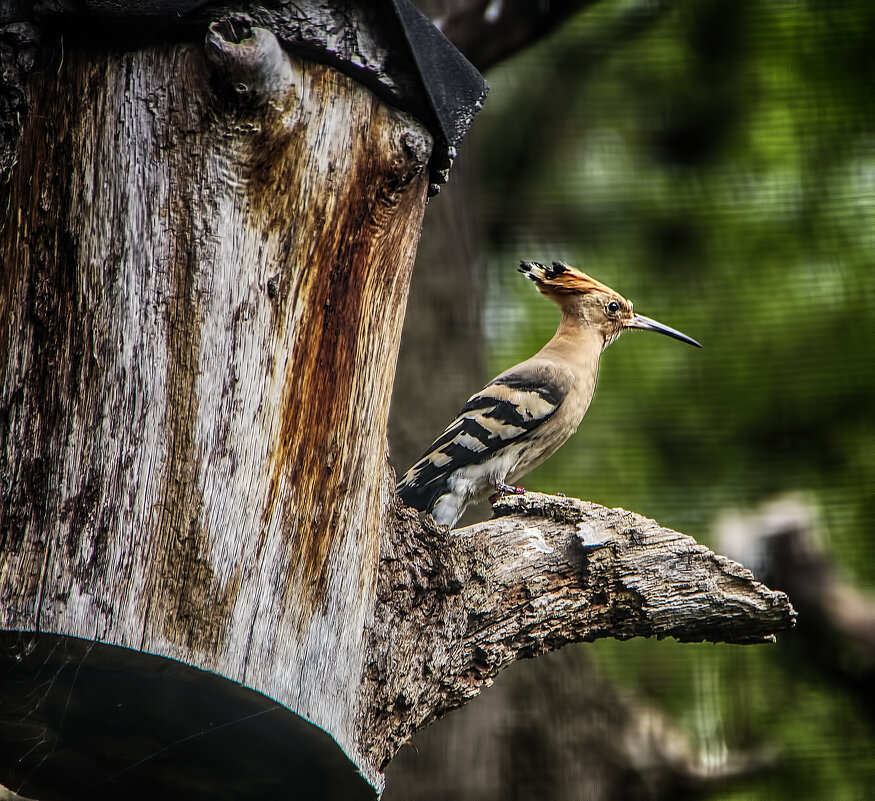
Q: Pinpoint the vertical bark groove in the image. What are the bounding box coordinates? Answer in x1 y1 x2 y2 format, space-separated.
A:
1 48 81 631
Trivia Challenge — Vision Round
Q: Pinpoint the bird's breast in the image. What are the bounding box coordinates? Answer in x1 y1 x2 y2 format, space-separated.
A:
507 372 597 482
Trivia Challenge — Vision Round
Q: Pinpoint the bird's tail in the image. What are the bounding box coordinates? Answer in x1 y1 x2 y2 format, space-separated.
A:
518 260 612 296
396 469 445 513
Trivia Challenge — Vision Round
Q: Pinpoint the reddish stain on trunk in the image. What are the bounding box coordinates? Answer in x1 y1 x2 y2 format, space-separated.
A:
252 63 431 608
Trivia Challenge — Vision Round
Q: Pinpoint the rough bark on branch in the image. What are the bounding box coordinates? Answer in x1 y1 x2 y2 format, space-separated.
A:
362 491 796 771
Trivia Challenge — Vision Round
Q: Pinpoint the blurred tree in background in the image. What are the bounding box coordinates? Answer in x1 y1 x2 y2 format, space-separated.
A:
388 0 875 798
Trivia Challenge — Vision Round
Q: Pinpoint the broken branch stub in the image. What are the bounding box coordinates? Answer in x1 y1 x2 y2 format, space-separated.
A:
205 16 299 103
362 491 795 770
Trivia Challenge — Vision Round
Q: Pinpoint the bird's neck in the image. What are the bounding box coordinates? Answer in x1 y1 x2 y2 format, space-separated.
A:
538 314 605 374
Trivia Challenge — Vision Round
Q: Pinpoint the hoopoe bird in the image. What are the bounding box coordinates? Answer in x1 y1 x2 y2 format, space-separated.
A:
396 261 701 528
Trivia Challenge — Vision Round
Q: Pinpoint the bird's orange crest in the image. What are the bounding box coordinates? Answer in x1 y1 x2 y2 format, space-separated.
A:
518 261 616 296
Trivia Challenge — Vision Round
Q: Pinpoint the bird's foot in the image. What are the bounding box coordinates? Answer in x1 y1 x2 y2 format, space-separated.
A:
489 483 526 504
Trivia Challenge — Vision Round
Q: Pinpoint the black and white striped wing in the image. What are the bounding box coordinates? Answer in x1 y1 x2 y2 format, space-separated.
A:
396 371 569 512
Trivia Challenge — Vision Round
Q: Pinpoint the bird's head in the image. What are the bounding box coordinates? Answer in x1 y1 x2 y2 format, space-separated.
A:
518 261 702 350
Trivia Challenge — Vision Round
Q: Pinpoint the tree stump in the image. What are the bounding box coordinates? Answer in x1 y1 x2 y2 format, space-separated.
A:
0 11 430 794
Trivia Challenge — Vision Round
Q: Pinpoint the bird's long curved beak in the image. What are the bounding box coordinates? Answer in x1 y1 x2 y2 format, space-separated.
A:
625 314 702 348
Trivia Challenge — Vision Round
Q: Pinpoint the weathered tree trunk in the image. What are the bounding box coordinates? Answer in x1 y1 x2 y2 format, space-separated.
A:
0 14 430 792
0 5 794 799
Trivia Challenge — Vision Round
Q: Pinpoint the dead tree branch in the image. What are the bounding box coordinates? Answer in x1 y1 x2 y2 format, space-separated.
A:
362 491 796 771
430 0 596 72
717 496 875 714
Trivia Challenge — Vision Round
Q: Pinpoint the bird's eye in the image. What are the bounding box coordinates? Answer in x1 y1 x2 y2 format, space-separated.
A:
606 301 621 314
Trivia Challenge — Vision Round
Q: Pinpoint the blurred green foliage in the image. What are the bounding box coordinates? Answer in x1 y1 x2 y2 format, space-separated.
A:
471 0 875 797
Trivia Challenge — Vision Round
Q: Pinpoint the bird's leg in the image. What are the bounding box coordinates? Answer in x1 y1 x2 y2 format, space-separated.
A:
489 482 526 504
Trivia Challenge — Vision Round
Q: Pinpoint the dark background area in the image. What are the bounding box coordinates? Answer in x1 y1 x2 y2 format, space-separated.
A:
388 1 875 798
